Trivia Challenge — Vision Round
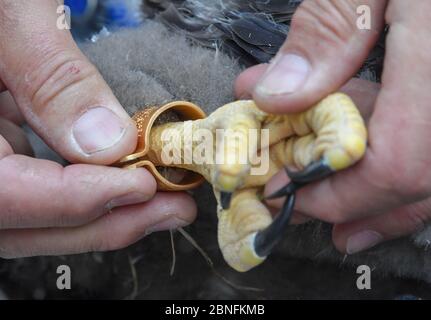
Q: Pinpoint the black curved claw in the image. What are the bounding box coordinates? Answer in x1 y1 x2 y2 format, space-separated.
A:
254 193 296 258
264 160 333 201
220 191 233 210
285 160 333 184
255 159 335 258
265 181 299 200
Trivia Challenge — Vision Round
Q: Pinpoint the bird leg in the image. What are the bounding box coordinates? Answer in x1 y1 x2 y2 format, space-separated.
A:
125 93 367 272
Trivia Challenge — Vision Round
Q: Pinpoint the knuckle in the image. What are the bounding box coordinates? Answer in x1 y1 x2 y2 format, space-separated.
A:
27 54 98 114
293 0 359 47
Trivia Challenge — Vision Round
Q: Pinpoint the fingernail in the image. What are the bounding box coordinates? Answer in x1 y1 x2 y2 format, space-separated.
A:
256 54 310 96
346 230 383 254
146 217 190 234
73 107 126 154
107 192 151 210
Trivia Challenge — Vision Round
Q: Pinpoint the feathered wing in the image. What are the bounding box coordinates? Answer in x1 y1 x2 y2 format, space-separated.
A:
142 0 384 81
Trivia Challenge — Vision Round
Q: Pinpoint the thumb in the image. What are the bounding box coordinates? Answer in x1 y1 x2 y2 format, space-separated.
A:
0 1 137 165
253 0 387 113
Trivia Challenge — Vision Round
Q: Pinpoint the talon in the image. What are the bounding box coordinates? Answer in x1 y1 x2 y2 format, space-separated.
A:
265 181 298 200
260 160 334 257
265 160 333 201
286 159 334 185
254 193 296 258
220 191 233 210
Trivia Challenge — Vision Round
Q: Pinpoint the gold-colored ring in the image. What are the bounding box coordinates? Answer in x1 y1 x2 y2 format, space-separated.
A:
118 101 207 191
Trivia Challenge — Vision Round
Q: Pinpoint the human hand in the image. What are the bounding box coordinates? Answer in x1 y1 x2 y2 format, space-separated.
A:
0 1 196 258
235 0 431 254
